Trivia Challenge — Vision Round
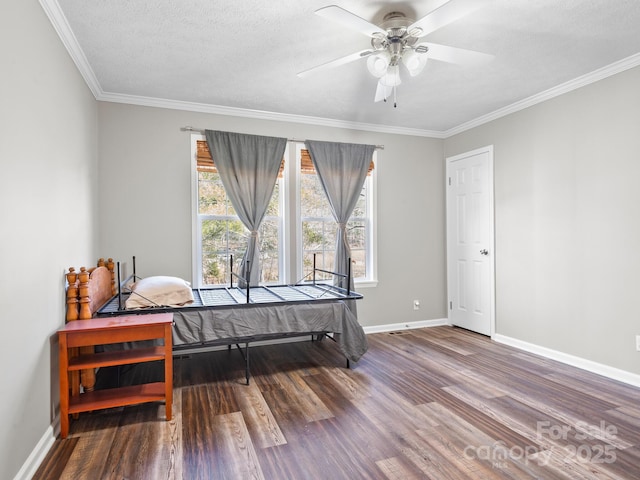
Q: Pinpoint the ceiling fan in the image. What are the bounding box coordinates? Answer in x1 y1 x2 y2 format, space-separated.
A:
297 0 493 106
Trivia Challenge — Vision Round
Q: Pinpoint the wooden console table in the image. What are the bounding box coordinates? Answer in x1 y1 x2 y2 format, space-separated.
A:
58 313 173 439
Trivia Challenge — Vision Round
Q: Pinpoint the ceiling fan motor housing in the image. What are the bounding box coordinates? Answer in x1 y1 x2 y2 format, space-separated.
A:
371 11 422 65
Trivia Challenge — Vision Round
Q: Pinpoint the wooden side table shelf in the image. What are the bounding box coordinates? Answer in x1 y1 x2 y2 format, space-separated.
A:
58 313 173 439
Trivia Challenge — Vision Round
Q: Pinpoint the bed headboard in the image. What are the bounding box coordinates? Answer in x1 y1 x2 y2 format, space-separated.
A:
66 258 116 321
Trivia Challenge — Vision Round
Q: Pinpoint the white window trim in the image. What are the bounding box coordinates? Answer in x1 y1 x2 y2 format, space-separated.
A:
360 151 378 288
191 134 201 286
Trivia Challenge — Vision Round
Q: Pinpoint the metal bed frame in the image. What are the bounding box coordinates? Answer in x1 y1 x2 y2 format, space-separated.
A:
95 256 363 384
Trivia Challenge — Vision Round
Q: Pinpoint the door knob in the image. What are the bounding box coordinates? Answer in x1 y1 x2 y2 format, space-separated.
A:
480 249 488 256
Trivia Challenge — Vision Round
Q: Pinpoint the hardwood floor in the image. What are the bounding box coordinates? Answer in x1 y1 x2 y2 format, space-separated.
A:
34 327 640 479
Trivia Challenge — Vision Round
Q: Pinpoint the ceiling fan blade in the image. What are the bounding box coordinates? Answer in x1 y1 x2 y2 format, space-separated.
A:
408 0 487 38
421 42 494 66
315 5 385 38
297 49 374 78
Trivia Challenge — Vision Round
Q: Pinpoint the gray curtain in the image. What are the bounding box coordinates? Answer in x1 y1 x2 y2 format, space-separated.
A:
304 140 374 293
205 130 286 287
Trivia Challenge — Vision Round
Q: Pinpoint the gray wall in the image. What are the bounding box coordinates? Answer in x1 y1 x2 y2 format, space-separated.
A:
96 102 447 329
0 1 98 478
444 65 640 375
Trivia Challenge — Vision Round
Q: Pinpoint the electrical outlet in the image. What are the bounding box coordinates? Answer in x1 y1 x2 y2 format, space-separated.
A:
636 335 640 351
413 300 420 311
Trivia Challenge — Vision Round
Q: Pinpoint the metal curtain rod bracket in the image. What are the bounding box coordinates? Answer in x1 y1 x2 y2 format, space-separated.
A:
181 126 384 150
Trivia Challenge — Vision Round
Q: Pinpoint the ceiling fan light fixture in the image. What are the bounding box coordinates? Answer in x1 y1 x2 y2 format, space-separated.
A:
379 65 402 87
402 49 428 76
366 52 390 78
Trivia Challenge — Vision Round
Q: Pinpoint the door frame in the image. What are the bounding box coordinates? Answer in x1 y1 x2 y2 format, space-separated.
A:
445 145 496 337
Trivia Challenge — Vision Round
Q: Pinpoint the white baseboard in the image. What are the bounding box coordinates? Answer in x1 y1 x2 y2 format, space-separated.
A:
493 333 640 388
13 423 57 480
363 318 449 335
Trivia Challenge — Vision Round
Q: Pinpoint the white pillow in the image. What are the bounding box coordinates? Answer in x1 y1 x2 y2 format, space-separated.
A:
125 276 194 309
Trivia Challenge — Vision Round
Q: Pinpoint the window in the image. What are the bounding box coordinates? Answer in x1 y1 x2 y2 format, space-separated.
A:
297 144 371 282
196 170 281 285
192 136 376 287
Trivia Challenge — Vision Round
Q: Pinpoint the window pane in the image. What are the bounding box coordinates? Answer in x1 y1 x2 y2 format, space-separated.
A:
265 182 280 216
301 219 336 281
347 220 366 279
352 182 367 218
201 218 281 285
300 174 332 217
198 172 236 216
259 218 279 283
347 220 365 248
201 219 245 285
301 221 366 281
302 251 335 282
349 250 366 279
302 220 335 251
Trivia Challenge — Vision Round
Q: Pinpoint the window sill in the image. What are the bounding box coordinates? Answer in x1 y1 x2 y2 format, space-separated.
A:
355 280 378 289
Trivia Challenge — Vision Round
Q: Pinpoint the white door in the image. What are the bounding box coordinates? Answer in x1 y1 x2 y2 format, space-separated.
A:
446 146 494 336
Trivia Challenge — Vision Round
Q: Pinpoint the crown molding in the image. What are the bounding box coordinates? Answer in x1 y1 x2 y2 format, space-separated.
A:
97 91 445 138
39 0 103 98
443 52 640 138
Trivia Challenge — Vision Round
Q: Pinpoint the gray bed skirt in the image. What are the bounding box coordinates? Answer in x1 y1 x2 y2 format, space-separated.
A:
171 300 368 362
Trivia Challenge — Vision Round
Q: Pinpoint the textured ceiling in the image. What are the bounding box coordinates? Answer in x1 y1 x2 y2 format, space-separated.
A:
47 0 640 136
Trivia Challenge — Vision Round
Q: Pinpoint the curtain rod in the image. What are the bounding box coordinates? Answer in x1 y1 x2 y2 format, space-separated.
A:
180 126 384 150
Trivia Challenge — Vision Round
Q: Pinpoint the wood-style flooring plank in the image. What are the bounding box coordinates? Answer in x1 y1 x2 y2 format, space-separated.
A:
376 456 425 480
101 403 175 480
232 382 287 449
269 369 334 423
30 437 78 480
212 411 265 480
55 410 121 479
155 387 183 480
390 426 473 479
